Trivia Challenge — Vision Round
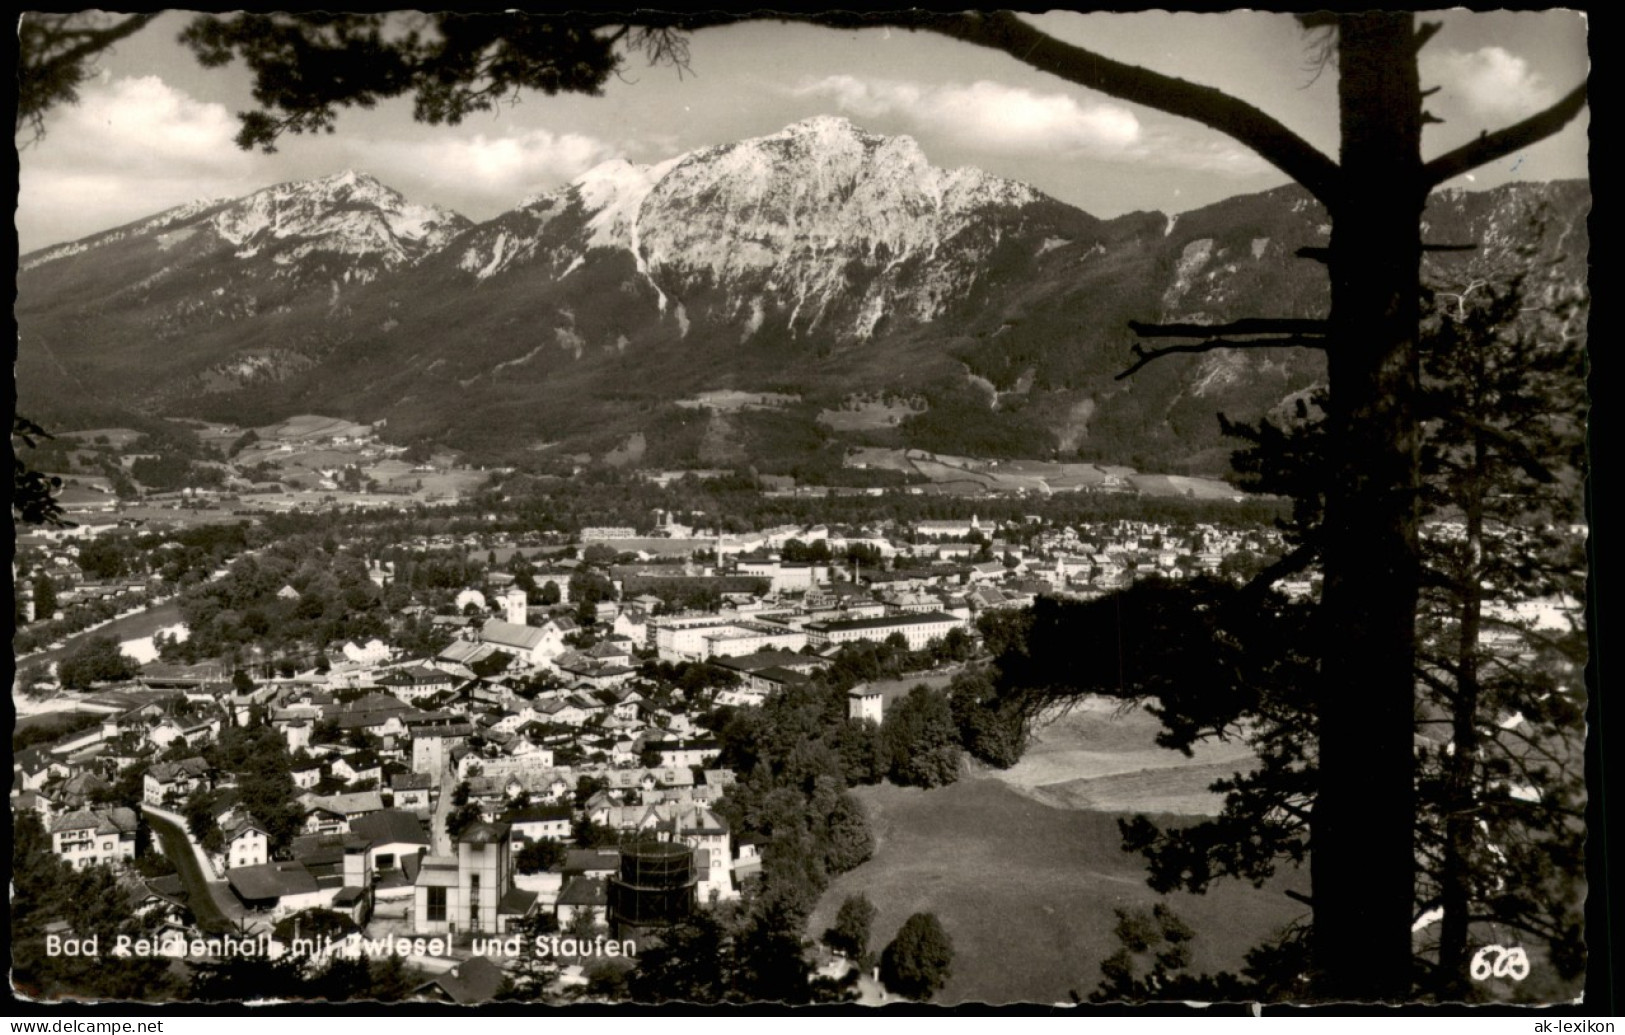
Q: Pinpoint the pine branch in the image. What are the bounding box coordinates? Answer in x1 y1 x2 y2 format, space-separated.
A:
1237 543 1319 601
17 13 163 140
1128 318 1330 339
1298 243 1477 262
1116 337 1328 380
1423 83 1588 188
1412 664 1462 705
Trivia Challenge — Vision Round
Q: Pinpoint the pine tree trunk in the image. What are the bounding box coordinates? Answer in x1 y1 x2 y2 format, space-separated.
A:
1310 12 1425 1000
1437 435 1487 996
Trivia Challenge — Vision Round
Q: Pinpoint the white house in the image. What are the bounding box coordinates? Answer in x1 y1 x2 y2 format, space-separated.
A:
222 814 270 870
478 619 556 668
143 757 211 805
504 804 573 848
50 808 138 869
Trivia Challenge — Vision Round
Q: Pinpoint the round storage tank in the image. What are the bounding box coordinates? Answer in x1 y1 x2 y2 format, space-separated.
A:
610 840 697 932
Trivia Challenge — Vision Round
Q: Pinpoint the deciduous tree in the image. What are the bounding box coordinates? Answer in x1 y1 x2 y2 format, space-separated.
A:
880 911 954 1001
824 893 877 961
881 685 962 788
57 634 139 689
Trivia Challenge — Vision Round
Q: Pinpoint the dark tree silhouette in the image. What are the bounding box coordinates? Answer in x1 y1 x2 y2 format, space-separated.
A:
881 685 962 788
1040 267 1587 1002
13 416 70 527
17 12 161 143
1410 272 1588 998
17 10 1587 1001
57 634 140 689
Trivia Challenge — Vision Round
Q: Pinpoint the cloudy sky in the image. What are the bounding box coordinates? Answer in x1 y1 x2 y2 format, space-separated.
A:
16 10 1589 254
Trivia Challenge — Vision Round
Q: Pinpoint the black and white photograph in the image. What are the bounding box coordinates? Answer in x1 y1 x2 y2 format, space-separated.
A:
12 9 1596 1012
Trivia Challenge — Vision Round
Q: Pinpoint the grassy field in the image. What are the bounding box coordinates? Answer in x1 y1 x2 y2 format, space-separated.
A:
809 778 1306 1005
818 400 920 432
19 599 187 668
985 699 1257 815
60 428 143 447
843 447 916 472
85 504 246 527
13 708 104 739
807 695 1300 1005
860 671 957 707
258 414 372 441
1126 473 1242 500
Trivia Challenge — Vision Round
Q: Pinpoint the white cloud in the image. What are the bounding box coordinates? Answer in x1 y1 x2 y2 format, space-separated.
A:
17 78 631 248
356 129 623 207
28 74 252 176
18 76 261 250
791 75 1141 156
1125 128 1272 176
788 74 1267 177
1422 46 1557 121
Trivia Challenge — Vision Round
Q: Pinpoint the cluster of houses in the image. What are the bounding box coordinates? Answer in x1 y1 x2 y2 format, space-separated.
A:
14 608 763 940
14 523 163 627
13 511 1312 1002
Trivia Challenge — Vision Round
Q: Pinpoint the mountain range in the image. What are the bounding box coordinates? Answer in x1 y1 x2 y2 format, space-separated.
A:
15 116 1590 478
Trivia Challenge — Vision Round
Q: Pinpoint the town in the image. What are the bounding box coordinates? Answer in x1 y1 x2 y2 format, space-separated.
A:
12 437 1314 1003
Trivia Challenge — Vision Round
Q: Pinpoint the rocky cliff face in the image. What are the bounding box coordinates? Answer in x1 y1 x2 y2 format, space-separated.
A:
447 116 1087 343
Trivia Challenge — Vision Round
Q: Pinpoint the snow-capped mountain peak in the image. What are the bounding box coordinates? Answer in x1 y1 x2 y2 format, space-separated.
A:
211 172 470 261
457 116 1057 337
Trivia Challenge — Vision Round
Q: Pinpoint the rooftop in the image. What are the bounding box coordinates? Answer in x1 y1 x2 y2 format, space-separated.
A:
227 861 319 901
457 820 512 845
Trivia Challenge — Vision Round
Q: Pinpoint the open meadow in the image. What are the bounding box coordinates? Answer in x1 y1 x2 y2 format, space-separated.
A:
809 696 1302 1004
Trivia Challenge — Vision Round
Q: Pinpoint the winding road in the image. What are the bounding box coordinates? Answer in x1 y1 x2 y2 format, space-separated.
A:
142 803 253 931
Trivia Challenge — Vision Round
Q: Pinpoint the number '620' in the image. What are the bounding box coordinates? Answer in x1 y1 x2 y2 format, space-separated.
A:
1470 945 1530 981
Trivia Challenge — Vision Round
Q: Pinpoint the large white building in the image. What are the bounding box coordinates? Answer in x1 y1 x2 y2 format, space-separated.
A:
805 611 966 651
732 558 829 594
478 618 554 667
651 615 807 662
414 821 536 936
50 808 138 869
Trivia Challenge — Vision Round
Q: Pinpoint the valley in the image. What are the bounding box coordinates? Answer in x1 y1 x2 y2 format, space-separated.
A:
16 118 1587 479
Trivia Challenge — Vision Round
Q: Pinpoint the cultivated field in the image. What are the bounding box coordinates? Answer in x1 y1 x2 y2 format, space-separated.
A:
842 447 917 472
818 398 921 431
677 390 800 412
257 414 373 442
84 504 248 528
809 696 1301 1005
837 446 1235 499
60 428 143 447
1126 473 1243 500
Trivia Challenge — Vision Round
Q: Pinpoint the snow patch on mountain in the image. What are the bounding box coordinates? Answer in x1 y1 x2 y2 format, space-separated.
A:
21 196 228 271
209 171 469 265
630 116 1048 337
1162 238 1215 307
576 156 682 252
494 345 546 372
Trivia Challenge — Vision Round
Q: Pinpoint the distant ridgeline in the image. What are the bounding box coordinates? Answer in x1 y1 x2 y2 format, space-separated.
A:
16 118 1588 476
